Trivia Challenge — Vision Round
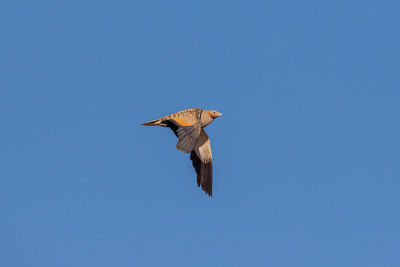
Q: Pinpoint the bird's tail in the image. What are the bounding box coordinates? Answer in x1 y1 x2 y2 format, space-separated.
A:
141 117 168 127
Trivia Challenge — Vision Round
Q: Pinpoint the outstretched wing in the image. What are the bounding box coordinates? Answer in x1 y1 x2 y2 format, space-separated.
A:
164 110 202 153
190 129 213 196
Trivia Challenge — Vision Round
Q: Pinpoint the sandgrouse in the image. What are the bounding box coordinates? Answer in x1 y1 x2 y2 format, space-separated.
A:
142 108 222 196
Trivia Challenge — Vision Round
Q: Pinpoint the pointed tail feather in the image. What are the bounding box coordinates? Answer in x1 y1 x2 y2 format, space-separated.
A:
141 118 167 127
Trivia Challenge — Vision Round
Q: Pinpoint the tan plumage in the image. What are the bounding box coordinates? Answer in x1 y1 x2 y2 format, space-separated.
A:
142 108 222 196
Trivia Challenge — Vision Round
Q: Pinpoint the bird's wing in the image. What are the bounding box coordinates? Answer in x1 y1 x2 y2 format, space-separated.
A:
190 129 213 196
175 124 201 153
167 109 202 153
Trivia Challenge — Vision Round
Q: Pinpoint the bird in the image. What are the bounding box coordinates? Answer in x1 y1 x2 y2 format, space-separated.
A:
142 108 222 196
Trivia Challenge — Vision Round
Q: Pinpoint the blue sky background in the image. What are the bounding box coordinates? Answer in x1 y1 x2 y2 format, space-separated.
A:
1 0 399 266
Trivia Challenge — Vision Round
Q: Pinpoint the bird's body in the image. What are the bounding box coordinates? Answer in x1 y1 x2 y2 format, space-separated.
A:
142 108 222 196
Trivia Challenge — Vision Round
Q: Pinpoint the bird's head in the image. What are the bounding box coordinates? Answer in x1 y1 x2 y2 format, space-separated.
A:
207 110 223 119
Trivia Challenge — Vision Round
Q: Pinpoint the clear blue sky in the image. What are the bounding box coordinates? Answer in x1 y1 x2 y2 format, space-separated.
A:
1 0 399 266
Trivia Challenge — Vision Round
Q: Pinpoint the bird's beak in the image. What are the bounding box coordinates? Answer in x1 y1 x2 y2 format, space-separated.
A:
213 112 222 118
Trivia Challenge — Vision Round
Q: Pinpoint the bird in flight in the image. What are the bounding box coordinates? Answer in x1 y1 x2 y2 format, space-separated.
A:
142 108 222 196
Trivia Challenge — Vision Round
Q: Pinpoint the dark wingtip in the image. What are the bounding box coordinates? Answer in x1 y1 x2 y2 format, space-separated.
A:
201 184 212 197
190 151 213 197
205 189 212 197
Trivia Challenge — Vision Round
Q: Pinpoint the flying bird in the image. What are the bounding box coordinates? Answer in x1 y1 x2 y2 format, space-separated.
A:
142 108 222 196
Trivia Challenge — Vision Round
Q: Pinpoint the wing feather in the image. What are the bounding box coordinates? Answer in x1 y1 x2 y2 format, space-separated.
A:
190 129 213 196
